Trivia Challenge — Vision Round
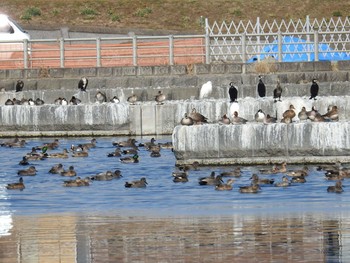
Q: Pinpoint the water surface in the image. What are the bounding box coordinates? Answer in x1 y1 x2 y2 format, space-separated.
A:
0 136 349 262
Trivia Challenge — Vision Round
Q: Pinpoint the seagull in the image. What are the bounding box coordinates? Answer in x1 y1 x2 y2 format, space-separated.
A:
257 75 266 98
199 81 212 99
78 77 88 92
228 82 238 102
309 79 319 100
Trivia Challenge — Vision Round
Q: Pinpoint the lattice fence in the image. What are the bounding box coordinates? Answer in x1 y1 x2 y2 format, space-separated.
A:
206 16 350 63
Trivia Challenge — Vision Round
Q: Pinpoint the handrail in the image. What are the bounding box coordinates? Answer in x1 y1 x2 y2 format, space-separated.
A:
0 30 349 69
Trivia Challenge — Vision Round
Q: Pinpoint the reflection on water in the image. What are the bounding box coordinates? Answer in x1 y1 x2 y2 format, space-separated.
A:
1 213 350 262
0 136 350 262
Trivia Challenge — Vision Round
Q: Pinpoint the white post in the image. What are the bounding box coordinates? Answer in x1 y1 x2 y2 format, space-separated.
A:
169 35 174 65
96 37 101 67
132 36 137 66
59 38 64 68
205 17 210 64
314 30 319 62
256 17 261 62
306 15 311 61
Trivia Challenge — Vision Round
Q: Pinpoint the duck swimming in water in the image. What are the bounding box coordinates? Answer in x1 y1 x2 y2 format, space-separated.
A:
6 177 25 190
125 177 148 188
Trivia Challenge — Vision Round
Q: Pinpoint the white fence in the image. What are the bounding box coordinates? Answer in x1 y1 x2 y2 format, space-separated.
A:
1 16 350 69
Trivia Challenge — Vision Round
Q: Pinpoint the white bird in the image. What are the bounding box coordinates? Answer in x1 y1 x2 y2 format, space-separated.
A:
229 102 239 118
199 81 212 99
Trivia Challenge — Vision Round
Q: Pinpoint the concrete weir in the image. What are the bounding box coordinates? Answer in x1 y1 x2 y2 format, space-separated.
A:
2 61 350 163
172 122 350 165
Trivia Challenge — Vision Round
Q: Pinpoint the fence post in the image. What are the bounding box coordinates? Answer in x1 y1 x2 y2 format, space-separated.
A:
306 15 311 61
132 36 137 66
96 37 101 67
205 18 210 64
242 33 246 63
23 39 28 69
256 17 261 62
59 38 64 68
169 35 174 65
314 29 319 62
277 31 282 62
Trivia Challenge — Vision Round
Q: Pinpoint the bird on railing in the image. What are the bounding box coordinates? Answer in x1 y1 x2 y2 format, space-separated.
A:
78 77 88 92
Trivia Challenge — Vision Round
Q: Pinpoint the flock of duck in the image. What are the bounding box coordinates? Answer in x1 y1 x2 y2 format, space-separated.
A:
172 160 345 193
1 135 346 195
3 137 171 190
4 78 166 106
180 77 338 126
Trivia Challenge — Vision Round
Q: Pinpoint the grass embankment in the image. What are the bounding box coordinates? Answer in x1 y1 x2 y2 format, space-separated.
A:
1 0 350 34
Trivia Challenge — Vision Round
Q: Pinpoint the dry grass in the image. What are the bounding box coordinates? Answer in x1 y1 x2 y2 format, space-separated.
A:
1 0 350 34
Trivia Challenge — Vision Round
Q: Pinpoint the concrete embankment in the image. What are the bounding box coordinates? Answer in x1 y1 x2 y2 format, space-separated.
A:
1 61 350 164
172 122 350 165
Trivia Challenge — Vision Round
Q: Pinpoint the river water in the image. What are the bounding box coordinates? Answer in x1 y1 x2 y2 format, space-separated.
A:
0 136 349 262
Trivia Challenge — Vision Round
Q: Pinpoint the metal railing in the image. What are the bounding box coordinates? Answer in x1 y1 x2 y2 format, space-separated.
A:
1 18 350 69
0 35 206 69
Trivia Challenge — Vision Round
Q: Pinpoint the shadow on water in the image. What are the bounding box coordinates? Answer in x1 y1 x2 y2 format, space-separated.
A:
0 136 350 262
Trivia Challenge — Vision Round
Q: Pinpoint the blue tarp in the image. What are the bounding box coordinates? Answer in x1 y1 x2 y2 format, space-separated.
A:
248 36 350 62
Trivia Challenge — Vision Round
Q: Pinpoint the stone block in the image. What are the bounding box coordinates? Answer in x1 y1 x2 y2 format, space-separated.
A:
336 60 350 70
79 67 97 77
210 64 225 74
314 61 332 71
97 67 113 77
276 62 299 72
225 63 242 74
194 64 210 74
154 66 170 75
49 68 65 78
122 66 137 76
298 62 314 72
170 65 187 75
8 70 24 79
138 66 153 76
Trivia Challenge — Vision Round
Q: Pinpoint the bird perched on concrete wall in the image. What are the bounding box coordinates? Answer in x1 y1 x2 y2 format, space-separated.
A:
78 77 88 92
188 108 208 124
95 91 107 103
180 113 194 126
273 79 282 102
255 109 266 123
228 82 238 102
322 105 338 121
110 96 120 103
309 79 319 100
127 92 138 105
282 104 296 123
70 96 81 105
257 75 266 98
155 90 166 105
199 81 212 99
15 80 24 92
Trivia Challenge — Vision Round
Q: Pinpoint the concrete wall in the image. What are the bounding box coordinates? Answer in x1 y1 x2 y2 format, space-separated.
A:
1 61 350 164
172 123 350 165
